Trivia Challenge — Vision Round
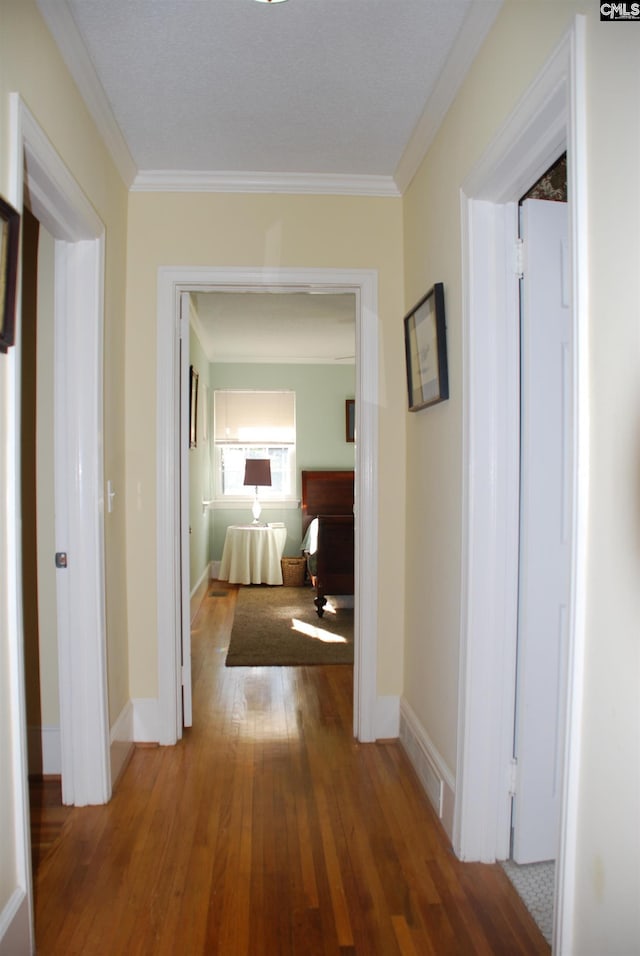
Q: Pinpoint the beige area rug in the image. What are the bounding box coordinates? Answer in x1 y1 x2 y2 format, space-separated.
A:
225 585 354 667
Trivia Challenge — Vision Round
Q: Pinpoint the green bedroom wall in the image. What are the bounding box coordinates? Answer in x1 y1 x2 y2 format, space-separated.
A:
210 362 355 558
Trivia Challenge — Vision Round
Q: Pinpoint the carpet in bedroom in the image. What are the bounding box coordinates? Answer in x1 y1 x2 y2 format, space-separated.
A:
225 585 353 666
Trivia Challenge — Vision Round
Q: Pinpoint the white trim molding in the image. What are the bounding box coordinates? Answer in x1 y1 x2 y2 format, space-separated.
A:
12 96 111 808
27 726 62 776
131 699 161 743
394 1 504 193
133 170 400 197
374 696 400 740
400 698 456 841
35 0 137 187
455 19 588 956
109 701 135 785
0 889 30 956
157 266 379 746
190 562 212 600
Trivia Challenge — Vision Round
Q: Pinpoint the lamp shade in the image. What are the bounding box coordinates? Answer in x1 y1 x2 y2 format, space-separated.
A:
243 458 272 487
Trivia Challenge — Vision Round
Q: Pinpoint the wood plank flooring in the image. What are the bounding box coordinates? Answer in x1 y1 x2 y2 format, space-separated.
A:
34 584 550 955
29 776 72 872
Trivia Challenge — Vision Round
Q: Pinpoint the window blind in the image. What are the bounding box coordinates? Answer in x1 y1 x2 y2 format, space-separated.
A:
214 390 295 444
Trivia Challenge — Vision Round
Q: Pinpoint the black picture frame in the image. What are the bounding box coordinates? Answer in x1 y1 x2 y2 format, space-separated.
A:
345 399 355 442
403 282 448 411
0 196 20 354
189 365 199 448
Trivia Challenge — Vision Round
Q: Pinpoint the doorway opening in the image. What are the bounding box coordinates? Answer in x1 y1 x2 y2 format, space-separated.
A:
20 207 71 874
500 155 569 947
455 20 588 956
156 267 379 748
184 289 356 699
12 96 111 808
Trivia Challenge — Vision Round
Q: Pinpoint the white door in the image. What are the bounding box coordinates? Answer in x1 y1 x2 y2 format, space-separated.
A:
513 199 570 864
179 292 193 727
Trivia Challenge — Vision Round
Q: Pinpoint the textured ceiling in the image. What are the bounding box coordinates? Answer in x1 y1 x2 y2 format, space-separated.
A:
66 0 468 175
47 0 503 188
193 292 356 364
37 0 501 359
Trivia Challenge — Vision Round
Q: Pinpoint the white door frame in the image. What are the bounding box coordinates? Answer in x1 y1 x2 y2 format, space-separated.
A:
9 96 111 807
454 18 588 955
156 266 379 746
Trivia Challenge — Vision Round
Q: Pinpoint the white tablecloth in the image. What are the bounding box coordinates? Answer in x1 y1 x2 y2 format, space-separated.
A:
219 524 287 585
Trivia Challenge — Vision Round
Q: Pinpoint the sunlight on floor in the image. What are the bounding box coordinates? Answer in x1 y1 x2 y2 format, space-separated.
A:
291 618 348 644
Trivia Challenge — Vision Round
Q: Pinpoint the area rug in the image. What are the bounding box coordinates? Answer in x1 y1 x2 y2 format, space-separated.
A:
225 586 353 667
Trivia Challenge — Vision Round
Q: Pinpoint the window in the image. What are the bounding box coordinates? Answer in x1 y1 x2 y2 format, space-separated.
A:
213 390 296 500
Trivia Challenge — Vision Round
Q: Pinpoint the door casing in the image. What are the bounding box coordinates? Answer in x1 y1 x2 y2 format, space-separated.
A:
455 18 588 955
156 266 379 746
3 92 111 951
9 96 111 808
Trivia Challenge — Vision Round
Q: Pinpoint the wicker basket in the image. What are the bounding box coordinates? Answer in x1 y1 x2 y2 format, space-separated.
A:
281 556 306 587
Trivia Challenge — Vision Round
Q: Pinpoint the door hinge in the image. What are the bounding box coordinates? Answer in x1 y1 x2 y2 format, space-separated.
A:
55 552 68 569
514 237 525 279
508 757 518 797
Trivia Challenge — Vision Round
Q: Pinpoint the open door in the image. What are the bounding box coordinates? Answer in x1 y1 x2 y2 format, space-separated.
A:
512 198 570 864
179 292 193 727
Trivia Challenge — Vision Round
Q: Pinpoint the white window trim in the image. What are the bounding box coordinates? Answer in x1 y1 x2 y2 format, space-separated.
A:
210 497 300 510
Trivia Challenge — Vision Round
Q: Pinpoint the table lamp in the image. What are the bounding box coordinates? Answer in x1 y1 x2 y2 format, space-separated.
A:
243 458 272 524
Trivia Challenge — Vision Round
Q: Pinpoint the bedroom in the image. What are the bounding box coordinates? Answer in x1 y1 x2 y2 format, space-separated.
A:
187 290 356 639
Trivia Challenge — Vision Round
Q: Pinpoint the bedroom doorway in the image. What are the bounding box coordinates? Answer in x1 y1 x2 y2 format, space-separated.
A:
183 289 357 721
157 267 379 747
185 290 356 688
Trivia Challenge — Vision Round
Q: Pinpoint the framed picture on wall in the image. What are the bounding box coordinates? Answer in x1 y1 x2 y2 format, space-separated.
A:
0 196 20 354
345 399 355 442
403 282 448 411
189 365 199 448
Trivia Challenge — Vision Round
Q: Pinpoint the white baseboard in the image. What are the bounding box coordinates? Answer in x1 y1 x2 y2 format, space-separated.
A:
0 888 31 955
131 698 160 743
190 562 212 598
27 724 61 775
399 697 456 842
190 565 213 622
211 560 221 579
374 695 400 739
110 700 134 784
110 699 133 742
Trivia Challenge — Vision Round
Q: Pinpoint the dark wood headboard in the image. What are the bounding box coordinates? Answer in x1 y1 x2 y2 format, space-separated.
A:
301 470 354 535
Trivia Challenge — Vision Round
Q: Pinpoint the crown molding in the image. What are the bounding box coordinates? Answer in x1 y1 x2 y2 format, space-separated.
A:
131 169 401 197
394 0 504 194
36 0 138 188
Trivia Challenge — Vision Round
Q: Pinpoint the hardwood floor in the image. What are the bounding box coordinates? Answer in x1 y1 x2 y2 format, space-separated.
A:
34 584 549 955
29 776 72 873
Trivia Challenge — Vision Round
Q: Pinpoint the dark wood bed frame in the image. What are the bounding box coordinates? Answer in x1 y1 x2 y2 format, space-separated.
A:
301 470 354 617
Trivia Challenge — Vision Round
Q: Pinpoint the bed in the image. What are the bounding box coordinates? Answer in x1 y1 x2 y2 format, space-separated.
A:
300 469 354 617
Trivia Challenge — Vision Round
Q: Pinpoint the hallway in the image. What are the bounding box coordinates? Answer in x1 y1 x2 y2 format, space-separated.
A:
34 585 549 954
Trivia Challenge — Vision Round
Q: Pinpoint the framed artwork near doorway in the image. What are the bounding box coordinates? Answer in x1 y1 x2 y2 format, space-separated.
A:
345 399 355 442
189 365 199 448
0 195 20 353
403 282 448 411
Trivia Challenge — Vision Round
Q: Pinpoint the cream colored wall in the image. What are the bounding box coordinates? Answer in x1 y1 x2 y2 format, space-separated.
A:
125 192 405 700
572 17 640 953
403 1 639 950
0 0 130 729
403 0 585 777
